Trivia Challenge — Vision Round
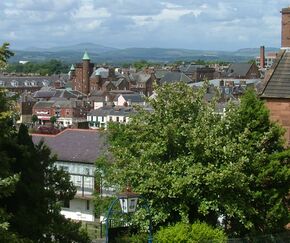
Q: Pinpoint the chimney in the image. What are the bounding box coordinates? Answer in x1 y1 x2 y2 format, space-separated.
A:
260 46 265 69
281 7 290 49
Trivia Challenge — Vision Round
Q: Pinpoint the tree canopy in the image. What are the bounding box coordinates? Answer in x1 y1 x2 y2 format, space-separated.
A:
103 82 290 237
0 41 89 243
0 42 14 68
5 59 69 76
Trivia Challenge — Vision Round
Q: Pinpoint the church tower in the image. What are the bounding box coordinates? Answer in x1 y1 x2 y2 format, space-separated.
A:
82 51 91 94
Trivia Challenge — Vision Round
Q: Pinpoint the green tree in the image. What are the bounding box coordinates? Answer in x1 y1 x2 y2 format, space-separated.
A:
1 123 90 242
0 42 14 68
103 83 290 237
31 114 38 126
5 59 69 75
0 43 20 242
50 115 57 125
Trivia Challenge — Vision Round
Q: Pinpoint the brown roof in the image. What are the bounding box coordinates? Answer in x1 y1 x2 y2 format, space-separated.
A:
260 50 290 98
32 129 107 163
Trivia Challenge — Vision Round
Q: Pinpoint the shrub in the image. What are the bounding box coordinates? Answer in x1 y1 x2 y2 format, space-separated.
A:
155 222 227 243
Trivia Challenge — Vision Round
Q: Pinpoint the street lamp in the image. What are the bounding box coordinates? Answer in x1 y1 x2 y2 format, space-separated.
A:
118 187 139 213
105 187 153 243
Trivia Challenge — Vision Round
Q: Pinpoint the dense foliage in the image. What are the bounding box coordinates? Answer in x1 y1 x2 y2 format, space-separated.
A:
0 42 89 242
103 82 290 237
5 59 69 75
0 42 14 68
155 222 227 243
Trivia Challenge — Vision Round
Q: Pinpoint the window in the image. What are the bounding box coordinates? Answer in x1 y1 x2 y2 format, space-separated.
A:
86 200 90 210
116 117 119 122
123 117 126 123
84 168 90 175
60 166 69 172
63 199 70 208
109 116 112 122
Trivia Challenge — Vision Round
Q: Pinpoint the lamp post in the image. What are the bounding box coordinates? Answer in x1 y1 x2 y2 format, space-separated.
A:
105 187 153 243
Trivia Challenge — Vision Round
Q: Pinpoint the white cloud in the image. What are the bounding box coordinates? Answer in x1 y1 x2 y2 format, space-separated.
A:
0 0 288 50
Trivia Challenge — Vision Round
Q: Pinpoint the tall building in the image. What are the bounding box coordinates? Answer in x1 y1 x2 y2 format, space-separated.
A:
71 51 94 95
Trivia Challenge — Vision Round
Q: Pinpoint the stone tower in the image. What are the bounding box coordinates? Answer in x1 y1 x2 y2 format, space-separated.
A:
82 51 90 94
281 7 290 49
69 64 75 80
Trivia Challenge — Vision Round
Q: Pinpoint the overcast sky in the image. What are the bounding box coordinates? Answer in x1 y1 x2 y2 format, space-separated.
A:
0 0 289 51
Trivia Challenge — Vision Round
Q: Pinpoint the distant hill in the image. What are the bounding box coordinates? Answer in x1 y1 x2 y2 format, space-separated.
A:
233 47 280 56
10 44 280 64
21 42 117 54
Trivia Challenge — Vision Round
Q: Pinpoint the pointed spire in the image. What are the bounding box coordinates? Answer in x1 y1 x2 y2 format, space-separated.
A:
70 64 75 71
82 50 90 60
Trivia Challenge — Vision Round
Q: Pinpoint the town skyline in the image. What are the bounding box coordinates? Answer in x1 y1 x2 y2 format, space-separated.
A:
1 0 289 51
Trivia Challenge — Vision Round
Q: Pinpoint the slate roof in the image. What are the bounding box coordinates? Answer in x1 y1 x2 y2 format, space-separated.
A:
32 129 106 163
160 72 192 84
114 93 145 103
92 67 109 78
111 78 126 88
33 101 55 109
179 64 205 74
154 70 170 79
53 100 74 108
88 106 136 117
128 72 151 83
33 88 85 99
226 63 253 77
260 50 290 98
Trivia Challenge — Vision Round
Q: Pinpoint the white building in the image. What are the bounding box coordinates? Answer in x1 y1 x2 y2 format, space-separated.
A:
87 106 136 129
32 129 106 222
256 52 277 69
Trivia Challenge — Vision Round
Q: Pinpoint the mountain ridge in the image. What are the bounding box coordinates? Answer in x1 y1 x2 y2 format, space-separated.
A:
10 44 280 64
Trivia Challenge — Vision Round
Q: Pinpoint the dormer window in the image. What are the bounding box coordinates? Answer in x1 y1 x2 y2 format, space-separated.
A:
24 81 30 86
31 80 36 86
0 80 4 86
42 80 48 86
11 80 18 87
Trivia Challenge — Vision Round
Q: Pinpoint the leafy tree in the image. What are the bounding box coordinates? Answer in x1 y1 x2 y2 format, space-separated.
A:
0 43 20 242
1 123 90 242
50 115 57 125
31 114 38 126
0 44 89 240
133 60 149 70
0 42 14 68
103 82 290 237
5 59 69 75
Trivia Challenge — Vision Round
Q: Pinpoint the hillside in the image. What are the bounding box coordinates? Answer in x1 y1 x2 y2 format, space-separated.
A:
10 44 280 64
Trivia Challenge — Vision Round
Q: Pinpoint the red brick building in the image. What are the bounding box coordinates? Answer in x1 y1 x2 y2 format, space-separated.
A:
71 51 94 95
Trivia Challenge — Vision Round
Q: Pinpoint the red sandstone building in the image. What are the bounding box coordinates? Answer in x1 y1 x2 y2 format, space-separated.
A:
260 6 290 145
70 52 155 96
70 51 94 95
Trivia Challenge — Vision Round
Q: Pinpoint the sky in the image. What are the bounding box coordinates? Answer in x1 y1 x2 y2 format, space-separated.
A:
0 0 289 51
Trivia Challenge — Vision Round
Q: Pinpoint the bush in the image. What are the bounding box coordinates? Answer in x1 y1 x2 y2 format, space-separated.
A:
155 222 227 243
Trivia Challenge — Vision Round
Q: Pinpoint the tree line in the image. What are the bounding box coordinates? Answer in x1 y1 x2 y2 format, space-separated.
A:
5 59 69 76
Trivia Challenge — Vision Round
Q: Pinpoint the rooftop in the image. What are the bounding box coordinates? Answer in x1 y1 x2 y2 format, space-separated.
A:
32 129 106 163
